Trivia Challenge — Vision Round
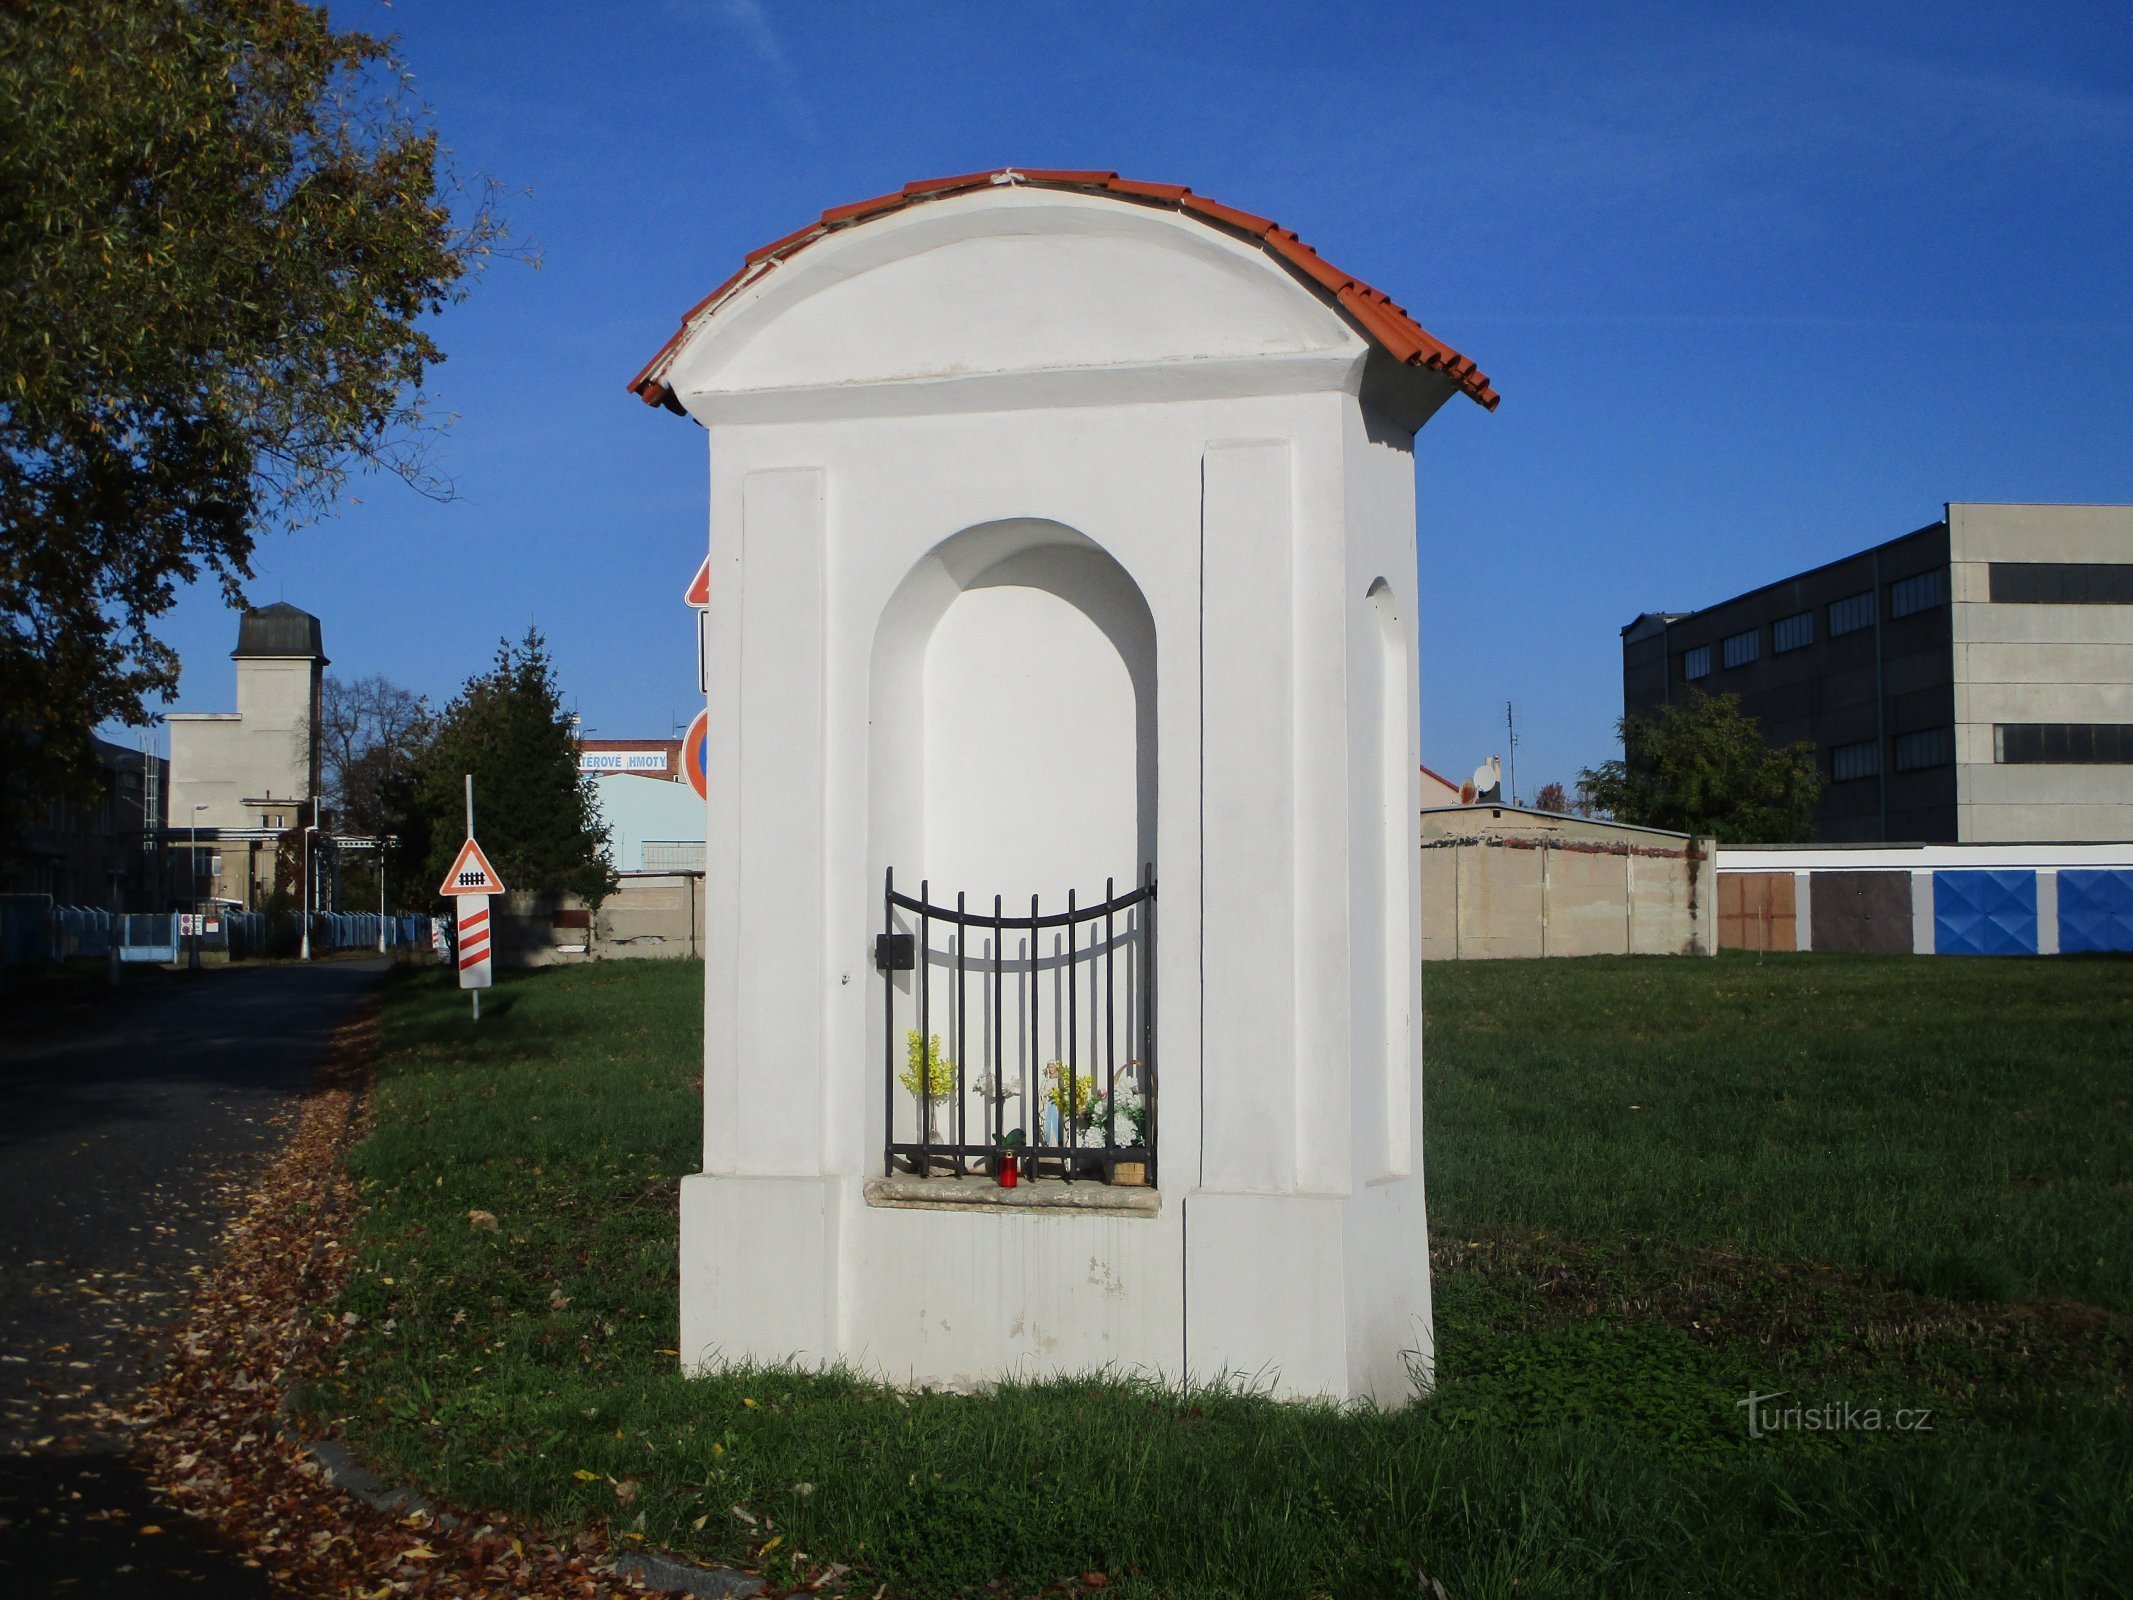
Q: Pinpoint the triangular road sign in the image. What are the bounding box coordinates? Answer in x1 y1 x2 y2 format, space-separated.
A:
438 837 507 898
683 556 711 609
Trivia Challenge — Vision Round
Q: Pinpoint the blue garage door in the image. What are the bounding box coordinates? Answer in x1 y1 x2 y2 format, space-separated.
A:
2059 870 2133 954
1933 870 2038 956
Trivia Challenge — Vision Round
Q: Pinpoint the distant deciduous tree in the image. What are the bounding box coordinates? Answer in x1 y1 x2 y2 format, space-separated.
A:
1578 689 1823 843
418 632 613 906
317 673 431 908
1532 781 1570 814
0 0 512 851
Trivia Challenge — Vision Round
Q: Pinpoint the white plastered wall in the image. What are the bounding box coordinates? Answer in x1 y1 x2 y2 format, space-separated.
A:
668 185 1454 1401
1949 503 2133 841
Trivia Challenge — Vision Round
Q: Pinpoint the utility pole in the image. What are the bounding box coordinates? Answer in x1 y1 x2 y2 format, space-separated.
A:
188 803 208 970
1505 701 1520 808
301 823 318 960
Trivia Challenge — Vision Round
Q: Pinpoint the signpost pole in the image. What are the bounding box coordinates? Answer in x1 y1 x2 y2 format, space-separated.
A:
439 781 502 1022
466 774 478 1021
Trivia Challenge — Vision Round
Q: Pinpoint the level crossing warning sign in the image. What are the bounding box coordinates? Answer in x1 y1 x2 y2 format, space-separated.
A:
438 838 506 898
439 836 505 991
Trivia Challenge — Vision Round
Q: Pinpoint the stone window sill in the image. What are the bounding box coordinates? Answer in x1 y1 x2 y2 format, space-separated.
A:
863 1174 1160 1217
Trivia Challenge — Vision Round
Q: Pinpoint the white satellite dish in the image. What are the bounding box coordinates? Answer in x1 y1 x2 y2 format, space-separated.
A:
1470 754 1503 804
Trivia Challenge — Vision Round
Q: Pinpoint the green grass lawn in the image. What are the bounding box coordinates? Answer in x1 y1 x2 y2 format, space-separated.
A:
305 955 2133 1598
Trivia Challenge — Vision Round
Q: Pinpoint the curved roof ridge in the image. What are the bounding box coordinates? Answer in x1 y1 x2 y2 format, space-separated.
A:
627 168 1498 415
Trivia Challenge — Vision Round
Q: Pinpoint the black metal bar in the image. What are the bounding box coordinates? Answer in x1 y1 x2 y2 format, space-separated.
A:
1104 876 1117 1155
954 891 967 1178
880 869 1157 1187
883 869 894 1178
1030 892 1040 1181
918 879 931 1180
1144 861 1157 1188
992 896 1004 1154
886 883 1150 927
1066 887 1077 1183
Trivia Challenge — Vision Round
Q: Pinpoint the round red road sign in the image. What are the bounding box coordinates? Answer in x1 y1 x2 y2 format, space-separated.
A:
682 708 709 801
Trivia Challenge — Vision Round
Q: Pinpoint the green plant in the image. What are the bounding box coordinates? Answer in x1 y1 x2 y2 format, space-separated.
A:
900 1029 956 1102
1042 1060 1099 1128
417 631 616 906
1578 688 1824 842
0 0 515 854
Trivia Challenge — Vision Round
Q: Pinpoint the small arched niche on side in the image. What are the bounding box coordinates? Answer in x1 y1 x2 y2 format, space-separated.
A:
869 518 1156 913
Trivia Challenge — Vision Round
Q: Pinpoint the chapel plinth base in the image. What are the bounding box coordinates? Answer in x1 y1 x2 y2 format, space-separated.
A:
679 1174 1433 1404
678 1173 841 1373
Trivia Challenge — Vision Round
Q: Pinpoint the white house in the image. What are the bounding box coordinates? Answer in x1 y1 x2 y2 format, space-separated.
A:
632 169 1495 1402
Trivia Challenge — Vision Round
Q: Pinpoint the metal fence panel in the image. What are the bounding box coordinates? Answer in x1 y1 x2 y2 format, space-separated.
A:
1808 871 1913 954
1932 869 2038 956
2058 870 2133 955
0 898 54 966
118 913 178 963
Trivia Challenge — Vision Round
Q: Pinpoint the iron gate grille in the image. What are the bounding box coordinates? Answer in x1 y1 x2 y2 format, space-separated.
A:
880 867 1155 1185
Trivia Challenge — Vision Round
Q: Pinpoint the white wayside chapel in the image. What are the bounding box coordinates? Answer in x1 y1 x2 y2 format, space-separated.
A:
630 169 1496 1402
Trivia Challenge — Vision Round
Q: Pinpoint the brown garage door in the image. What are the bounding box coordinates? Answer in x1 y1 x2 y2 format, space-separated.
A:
1809 871 1913 954
1719 872 1796 952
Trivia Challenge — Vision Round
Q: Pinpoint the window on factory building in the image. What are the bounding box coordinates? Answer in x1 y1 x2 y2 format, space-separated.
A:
1722 629 1760 669
1893 727 1953 771
1989 563 2133 604
1828 591 1874 636
1682 645 1712 681
642 840 708 872
1888 568 1946 619
1994 724 2133 764
1773 611 1814 653
1831 740 1880 781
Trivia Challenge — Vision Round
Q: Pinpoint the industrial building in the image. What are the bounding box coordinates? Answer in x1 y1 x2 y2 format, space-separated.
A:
1621 503 2133 843
165 602 327 907
0 736 168 907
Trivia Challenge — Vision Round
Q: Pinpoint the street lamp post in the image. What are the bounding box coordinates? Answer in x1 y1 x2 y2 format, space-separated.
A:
188 803 209 970
301 824 319 961
377 844 388 955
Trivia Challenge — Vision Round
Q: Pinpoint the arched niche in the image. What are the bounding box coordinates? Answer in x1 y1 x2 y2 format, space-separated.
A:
868 520 1158 1155
869 518 1156 908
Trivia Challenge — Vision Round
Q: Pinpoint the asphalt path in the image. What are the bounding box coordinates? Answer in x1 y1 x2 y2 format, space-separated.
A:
0 958 388 1597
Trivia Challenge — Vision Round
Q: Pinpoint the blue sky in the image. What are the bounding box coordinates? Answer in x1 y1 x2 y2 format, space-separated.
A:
135 0 2132 799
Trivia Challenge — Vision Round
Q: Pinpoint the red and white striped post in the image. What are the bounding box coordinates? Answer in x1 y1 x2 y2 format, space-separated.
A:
438 775 507 1021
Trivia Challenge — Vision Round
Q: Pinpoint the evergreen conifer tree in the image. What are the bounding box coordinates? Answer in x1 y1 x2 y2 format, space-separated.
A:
419 632 614 905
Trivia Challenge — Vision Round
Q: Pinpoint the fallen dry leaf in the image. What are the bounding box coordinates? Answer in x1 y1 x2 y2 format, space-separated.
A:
124 1002 688 1597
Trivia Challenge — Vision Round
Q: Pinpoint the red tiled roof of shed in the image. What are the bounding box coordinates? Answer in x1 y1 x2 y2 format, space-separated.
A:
627 169 1498 416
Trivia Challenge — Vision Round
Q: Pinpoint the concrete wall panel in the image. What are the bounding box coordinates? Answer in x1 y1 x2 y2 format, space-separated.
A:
1548 847 1632 957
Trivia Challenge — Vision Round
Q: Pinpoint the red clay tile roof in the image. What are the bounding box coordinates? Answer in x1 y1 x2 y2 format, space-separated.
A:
627 169 1498 416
